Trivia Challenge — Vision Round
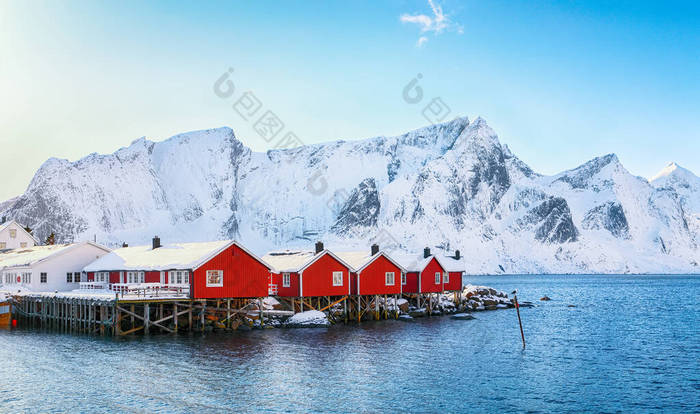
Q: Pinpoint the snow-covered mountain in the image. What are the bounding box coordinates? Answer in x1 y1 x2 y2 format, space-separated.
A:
2 117 698 274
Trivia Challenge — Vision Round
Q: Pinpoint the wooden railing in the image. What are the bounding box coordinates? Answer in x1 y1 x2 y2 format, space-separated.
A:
268 284 278 296
109 283 190 299
79 282 109 290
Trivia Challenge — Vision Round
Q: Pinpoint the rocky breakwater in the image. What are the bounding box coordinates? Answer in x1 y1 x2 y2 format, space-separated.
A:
461 284 515 311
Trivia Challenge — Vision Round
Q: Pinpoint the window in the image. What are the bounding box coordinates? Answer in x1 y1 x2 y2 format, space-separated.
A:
332 271 343 286
435 272 441 284
21 272 31 284
169 270 190 285
96 272 109 283
206 270 223 287
282 273 291 287
66 273 73 283
40 273 47 284
385 272 395 286
444 272 449 284
0 242 5 249
20 242 27 248
73 272 80 283
127 271 145 284
9 229 16 238
401 273 406 285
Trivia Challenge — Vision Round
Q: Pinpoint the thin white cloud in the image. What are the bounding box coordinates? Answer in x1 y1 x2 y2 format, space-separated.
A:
400 0 455 42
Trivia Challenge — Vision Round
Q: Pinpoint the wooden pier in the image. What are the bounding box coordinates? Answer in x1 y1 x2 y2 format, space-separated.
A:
8 291 465 336
9 295 275 336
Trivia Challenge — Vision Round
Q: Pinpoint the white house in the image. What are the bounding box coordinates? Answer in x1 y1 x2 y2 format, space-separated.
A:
0 220 39 250
0 242 111 292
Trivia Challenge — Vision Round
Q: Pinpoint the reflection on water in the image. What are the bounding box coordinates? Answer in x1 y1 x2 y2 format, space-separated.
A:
0 275 698 412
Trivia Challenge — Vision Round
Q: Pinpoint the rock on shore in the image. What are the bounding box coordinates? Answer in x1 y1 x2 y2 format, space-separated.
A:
461 284 514 311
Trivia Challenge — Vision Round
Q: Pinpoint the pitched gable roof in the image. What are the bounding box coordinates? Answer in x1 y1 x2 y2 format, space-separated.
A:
84 240 272 272
262 249 354 273
0 220 40 244
393 254 447 273
0 242 110 269
334 251 406 273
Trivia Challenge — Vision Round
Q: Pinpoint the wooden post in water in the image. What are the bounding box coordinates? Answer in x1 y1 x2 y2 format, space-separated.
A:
512 290 525 348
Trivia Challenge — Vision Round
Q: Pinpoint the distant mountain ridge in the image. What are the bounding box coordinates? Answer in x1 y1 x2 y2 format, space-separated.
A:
2 117 698 274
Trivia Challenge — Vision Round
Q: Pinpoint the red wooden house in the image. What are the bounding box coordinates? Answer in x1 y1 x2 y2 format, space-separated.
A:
335 244 406 296
395 248 448 294
263 242 353 298
438 250 464 292
83 237 272 299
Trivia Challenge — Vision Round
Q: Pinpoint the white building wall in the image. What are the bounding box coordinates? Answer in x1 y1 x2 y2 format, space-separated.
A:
1 244 110 292
0 222 37 250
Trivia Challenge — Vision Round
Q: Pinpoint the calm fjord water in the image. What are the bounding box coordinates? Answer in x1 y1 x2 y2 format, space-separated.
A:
1 275 698 413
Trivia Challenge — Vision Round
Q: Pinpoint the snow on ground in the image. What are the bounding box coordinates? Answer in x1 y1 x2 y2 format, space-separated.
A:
285 310 329 327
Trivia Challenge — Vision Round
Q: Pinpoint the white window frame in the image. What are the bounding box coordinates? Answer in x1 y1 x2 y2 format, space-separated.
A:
9 229 16 238
385 272 395 286
435 272 441 284
21 272 31 284
444 272 449 284
169 270 190 285
66 273 73 283
401 273 406 285
95 272 109 283
282 273 291 288
332 271 343 287
206 270 224 287
127 271 145 284
74 272 81 283
40 272 47 284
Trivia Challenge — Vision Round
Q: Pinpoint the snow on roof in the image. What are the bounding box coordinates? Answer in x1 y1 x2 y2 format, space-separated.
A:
334 251 373 271
0 244 85 269
261 250 319 273
393 253 448 272
0 220 40 243
83 240 233 272
261 249 354 273
334 250 406 273
437 255 465 272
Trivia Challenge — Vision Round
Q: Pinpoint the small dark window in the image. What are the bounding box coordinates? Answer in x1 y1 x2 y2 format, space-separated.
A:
40 273 47 283
66 273 72 283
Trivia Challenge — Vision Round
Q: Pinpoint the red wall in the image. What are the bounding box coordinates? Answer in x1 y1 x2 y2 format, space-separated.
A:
444 271 462 291
109 271 121 284
403 271 419 293
271 272 301 297
300 253 350 297
145 271 161 283
357 255 402 295
420 257 446 293
87 272 95 282
192 244 270 299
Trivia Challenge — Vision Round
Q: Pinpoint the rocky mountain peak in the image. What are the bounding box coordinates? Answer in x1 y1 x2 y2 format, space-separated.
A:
1 118 698 274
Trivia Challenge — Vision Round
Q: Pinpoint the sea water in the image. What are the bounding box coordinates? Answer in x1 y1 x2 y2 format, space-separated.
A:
0 275 698 412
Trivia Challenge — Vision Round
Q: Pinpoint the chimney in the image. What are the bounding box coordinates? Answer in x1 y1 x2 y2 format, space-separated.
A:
454 249 460 260
371 244 379 256
423 247 431 258
122 242 129 248
315 241 324 254
152 236 161 250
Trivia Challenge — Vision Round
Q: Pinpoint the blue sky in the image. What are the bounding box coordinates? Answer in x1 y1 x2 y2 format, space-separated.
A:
1 0 699 200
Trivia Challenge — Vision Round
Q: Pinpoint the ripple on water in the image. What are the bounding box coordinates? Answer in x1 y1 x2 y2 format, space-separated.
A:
0 274 698 412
